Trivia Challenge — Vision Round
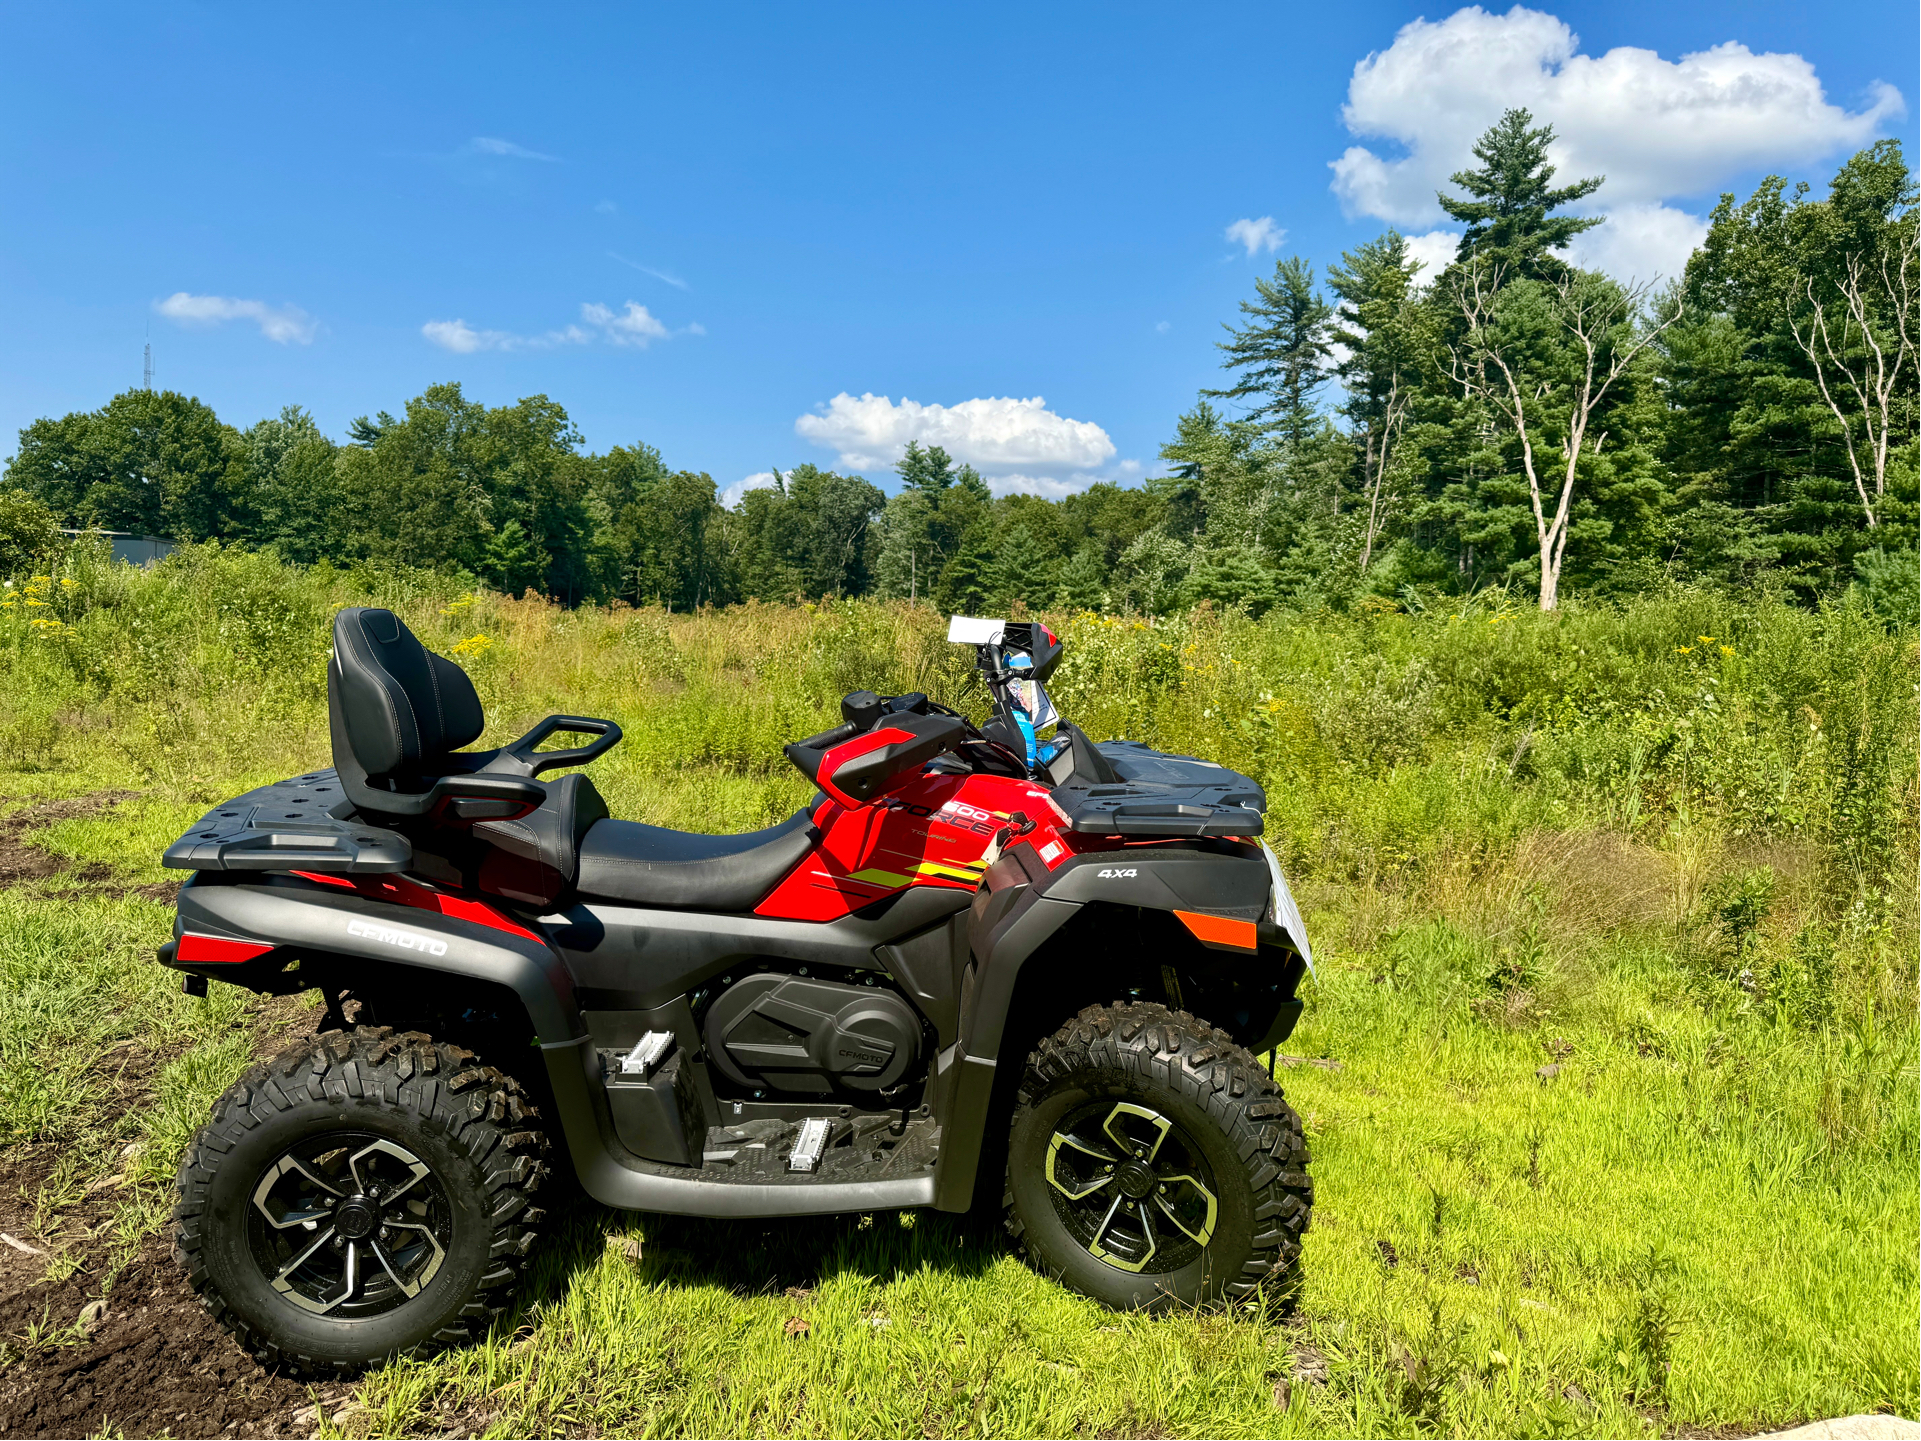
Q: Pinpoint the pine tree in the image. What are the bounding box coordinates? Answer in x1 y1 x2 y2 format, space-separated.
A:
1202 257 1334 446
988 525 1058 611
1439 108 1604 282
936 528 995 613
482 517 544 597
896 440 956 493
1052 543 1108 611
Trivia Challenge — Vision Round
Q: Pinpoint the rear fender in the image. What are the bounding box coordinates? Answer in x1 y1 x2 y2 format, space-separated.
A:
169 872 584 1044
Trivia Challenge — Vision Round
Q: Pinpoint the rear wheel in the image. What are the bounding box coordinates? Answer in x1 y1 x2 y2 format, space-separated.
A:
1003 1002 1310 1310
173 1026 548 1375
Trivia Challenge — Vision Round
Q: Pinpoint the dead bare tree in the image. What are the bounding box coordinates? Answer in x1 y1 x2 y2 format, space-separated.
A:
1449 264 1683 611
1786 237 1918 529
1357 373 1409 573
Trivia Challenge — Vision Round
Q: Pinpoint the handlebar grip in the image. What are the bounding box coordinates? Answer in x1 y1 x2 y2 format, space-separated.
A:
794 721 858 752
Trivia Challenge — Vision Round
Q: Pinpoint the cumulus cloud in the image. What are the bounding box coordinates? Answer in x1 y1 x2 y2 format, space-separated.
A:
155 292 316 344
581 301 669 346
421 301 695 353
1332 7 1901 229
1329 6 1903 281
1402 230 1464 280
795 394 1117 482
721 472 780 509
469 136 558 162
985 473 1108 500
421 319 502 354
1566 201 1710 284
1225 217 1286 256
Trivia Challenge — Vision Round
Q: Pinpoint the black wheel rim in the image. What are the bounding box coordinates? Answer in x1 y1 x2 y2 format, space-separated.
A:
1044 1101 1219 1275
245 1132 453 1319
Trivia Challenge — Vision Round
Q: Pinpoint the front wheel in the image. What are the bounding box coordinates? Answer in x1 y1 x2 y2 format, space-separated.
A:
1004 1002 1311 1310
173 1026 549 1376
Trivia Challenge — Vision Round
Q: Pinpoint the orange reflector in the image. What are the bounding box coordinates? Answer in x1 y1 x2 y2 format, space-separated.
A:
1173 910 1258 952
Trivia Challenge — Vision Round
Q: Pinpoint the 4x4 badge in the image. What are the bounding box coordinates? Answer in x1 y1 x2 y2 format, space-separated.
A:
1096 868 1138 879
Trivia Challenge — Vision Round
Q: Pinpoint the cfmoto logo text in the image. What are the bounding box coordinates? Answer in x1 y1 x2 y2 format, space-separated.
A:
1096 868 1139 879
347 919 448 957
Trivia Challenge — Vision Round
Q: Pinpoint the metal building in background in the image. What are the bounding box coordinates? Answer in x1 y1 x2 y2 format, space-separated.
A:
58 530 177 568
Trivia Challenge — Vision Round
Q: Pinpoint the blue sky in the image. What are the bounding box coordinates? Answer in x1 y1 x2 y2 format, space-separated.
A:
2 2 1913 502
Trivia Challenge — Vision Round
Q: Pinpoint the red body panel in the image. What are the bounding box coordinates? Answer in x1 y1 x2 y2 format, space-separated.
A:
291 869 542 941
756 767 1087 922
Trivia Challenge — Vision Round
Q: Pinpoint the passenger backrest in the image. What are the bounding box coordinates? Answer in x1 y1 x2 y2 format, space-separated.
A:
329 607 484 782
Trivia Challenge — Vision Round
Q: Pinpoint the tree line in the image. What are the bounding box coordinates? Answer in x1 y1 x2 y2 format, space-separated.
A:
3 112 1914 617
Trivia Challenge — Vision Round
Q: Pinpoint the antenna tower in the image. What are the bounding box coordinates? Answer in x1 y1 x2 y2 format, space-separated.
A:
143 339 152 391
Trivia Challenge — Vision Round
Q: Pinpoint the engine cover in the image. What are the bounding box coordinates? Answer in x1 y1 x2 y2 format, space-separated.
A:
703 974 921 1095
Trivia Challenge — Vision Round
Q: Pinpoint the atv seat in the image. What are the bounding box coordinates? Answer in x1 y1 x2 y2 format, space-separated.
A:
327 607 813 912
574 810 818 911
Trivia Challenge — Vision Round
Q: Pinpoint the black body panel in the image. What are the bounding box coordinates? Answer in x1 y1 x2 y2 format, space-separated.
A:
703 973 922 1094
546 884 972 1011
171 872 584 1044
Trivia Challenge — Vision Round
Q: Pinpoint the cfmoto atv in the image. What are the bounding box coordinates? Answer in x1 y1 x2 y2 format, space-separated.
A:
160 607 1313 1373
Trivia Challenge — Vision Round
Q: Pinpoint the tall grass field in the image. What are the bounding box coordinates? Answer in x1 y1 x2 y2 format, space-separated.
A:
0 542 1914 1438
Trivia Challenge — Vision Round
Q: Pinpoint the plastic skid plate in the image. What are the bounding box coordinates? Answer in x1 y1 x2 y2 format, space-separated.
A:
1050 742 1267 837
162 769 411 873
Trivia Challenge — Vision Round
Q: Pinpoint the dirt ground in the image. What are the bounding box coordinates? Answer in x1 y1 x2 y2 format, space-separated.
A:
0 791 332 1438
0 791 177 902
0 990 337 1439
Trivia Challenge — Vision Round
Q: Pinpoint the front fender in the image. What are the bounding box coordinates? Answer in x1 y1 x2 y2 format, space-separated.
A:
961 842 1301 1060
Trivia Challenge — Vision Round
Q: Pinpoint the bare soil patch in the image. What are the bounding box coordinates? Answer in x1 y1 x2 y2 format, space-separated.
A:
0 994 328 1439
0 792 134 889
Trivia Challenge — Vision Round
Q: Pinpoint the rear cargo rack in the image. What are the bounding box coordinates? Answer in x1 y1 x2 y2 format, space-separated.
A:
162 770 411 874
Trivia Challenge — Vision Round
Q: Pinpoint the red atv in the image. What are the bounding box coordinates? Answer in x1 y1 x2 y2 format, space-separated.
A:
161 608 1313 1373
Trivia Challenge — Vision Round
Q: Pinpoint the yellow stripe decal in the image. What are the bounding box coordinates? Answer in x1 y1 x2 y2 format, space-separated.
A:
848 868 914 888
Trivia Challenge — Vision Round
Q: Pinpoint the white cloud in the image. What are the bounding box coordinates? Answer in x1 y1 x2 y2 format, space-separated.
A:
470 136 558 162
421 301 697 353
1566 201 1709 284
1155 320 1171 334
1334 8 1901 225
722 472 780 509
581 301 668 346
986 473 1101 499
422 319 499 353
1402 230 1463 280
1329 6 1903 280
594 199 619 214
1226 217 1286 256
795 394 1116 481
155 292 316 344
608 252 690 290
420 318 587 353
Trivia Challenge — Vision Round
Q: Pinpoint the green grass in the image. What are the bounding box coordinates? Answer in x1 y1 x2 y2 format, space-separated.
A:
0 546 1914 1437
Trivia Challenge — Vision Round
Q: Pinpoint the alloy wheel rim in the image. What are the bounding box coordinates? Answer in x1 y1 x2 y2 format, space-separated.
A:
246 1133 453 1318
1044 1101 1218 1274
